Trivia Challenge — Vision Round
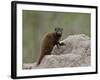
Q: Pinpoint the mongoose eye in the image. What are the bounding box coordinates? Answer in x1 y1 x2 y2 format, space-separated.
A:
55 27 63 33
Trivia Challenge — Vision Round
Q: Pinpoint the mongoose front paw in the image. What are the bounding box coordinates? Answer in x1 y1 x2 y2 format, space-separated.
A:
59 42 66 46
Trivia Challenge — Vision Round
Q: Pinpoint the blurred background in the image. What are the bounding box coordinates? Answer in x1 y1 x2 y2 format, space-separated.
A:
22 10 90 64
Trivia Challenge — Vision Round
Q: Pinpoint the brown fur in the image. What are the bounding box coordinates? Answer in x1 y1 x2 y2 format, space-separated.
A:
37 32 62 65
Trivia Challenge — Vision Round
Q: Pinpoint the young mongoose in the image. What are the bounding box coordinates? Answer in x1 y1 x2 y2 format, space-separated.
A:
37 27 64 65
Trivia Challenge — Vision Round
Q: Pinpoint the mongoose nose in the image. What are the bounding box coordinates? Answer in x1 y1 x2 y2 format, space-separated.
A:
57 31 62 35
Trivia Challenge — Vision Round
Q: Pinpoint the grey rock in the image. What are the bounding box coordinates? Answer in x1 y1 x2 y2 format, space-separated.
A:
23 34 91 69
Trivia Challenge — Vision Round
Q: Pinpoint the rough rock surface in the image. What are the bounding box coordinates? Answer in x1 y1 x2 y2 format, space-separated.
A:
23 34 91 69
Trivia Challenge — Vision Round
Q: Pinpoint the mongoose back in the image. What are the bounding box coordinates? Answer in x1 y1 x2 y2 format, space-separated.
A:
37 27 64 65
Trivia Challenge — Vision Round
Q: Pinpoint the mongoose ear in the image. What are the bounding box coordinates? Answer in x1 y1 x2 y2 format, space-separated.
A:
55 27 57 32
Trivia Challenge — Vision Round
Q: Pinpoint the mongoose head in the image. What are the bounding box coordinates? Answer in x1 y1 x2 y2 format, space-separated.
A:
55 27 63 36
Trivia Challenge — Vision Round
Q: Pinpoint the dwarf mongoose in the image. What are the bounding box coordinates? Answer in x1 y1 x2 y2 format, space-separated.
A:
37 27 64 65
